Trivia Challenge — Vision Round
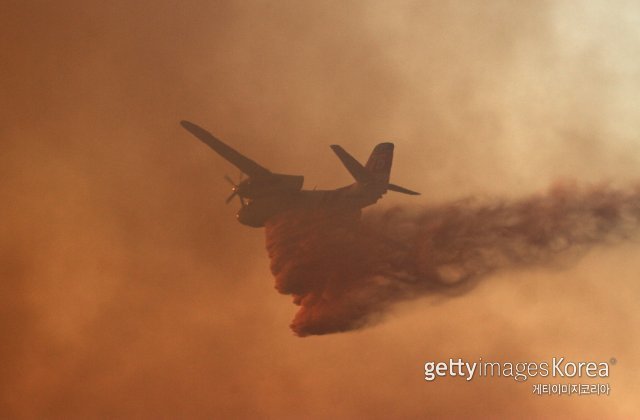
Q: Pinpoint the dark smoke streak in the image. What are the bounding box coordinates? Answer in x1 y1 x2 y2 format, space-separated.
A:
266 182 640 336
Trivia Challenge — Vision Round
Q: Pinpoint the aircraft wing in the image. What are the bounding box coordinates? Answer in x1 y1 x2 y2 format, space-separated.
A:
180 120 272 179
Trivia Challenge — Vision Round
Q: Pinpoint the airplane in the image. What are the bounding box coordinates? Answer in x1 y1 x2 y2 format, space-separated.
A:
180 120 419 227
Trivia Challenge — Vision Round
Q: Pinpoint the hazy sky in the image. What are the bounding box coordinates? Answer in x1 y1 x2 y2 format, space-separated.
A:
2 1 640 417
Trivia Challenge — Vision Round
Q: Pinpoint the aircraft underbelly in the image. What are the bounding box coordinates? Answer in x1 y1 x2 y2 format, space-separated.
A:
236 186 383 227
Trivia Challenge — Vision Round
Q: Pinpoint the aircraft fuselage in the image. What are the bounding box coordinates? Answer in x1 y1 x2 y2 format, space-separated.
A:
236 184 386 227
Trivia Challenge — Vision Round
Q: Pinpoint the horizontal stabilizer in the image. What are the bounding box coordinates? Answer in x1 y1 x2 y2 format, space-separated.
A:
330 145 372 183
388 183 420 195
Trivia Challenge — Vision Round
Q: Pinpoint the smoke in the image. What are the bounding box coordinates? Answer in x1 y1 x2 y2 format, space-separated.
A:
2 0 640 417
267 182 640 336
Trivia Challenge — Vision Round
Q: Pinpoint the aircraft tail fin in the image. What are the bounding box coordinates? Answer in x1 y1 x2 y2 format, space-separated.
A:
365 142 394 184
330 142 420 195
330 142 394 184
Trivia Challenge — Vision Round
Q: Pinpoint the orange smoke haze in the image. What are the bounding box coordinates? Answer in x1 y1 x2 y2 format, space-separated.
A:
2 0 640 418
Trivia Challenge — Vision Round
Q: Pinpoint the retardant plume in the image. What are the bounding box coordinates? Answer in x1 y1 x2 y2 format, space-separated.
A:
266 182 640 336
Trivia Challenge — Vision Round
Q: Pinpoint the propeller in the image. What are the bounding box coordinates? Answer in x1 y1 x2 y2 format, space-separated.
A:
225 190 237 204
223 172 246 206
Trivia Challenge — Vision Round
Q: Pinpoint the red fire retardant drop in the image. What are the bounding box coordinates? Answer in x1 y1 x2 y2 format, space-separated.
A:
266 183 640 336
